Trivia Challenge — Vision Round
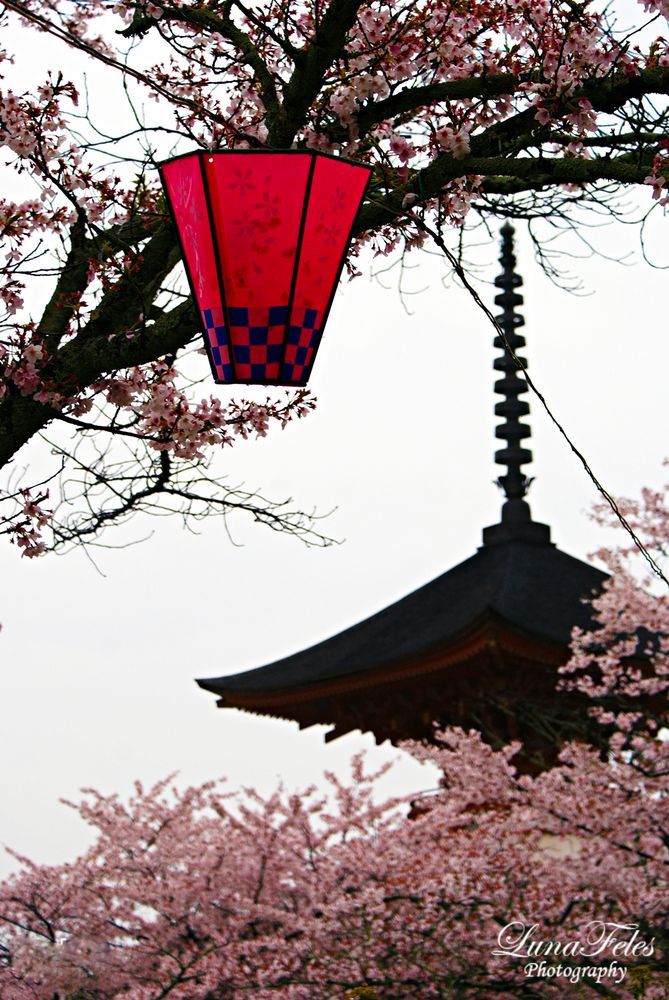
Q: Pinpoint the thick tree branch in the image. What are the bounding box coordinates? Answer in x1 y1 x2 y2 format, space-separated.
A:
0 296 198 469
357 73 524 138
357 65 669 140
2 211 169 460
83 224 181 340
586 64 669 113
355 152 654 235
272 0 367 146
35 214 89 352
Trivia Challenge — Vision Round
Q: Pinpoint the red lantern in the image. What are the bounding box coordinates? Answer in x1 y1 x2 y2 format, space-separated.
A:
159 150 372 386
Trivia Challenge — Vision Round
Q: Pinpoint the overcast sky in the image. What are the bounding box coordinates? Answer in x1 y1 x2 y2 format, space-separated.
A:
2 5 669 878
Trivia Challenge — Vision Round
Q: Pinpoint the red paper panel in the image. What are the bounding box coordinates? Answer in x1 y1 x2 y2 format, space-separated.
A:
160 154 232 381
285 156 372 383
202 152 312 381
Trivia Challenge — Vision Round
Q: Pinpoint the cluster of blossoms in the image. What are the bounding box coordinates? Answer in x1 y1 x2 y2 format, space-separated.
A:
89 362 316 460
313 0 640 198
0 336 62 404
435 125 471 160
0 487 51 558
645 140 669 204
0 715 665 997
0 195 75 317
644 0 669 19
561 473 669 745
329 73 390 131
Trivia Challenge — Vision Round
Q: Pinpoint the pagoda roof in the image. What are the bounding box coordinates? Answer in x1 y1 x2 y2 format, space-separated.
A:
197 223 609 765
197 525 606 702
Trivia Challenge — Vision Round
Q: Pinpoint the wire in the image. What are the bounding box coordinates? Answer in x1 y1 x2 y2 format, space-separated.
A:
370 197 669 590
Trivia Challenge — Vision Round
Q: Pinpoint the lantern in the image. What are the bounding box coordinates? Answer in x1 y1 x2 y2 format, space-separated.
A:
159 150 372 386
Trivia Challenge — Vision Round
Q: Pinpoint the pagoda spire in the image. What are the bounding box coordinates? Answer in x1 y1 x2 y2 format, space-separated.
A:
483 223 551 546
493 223 533 519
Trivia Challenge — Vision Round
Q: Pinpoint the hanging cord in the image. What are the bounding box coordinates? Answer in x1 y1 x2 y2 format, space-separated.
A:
368 196 669 590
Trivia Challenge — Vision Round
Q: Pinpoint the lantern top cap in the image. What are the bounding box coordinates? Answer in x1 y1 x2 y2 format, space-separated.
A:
157 146 375 173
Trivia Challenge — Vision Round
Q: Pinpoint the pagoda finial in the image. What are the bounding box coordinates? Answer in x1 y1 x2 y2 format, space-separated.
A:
481 225 552 547
493 223 533 524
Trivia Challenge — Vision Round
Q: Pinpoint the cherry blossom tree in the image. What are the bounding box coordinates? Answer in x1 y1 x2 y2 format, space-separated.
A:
2 0 669 551
0 735 665 997
0 478 667 998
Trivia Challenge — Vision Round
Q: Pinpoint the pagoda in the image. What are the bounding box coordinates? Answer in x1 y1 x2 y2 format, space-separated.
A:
198 225 606 773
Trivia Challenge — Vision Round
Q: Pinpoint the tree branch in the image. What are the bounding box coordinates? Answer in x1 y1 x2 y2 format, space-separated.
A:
357 65 669 139
35 213 90 352
0 0 262 144
357 73 524 138
273 0 367 146
119 3 284 132
354 152 653 236
43 441 337 551
0 294 198 470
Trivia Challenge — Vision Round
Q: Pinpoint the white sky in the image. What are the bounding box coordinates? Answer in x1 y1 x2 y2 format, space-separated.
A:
2 4 668 878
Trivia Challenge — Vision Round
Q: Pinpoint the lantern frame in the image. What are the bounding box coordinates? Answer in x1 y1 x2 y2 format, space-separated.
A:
158 149 373 386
